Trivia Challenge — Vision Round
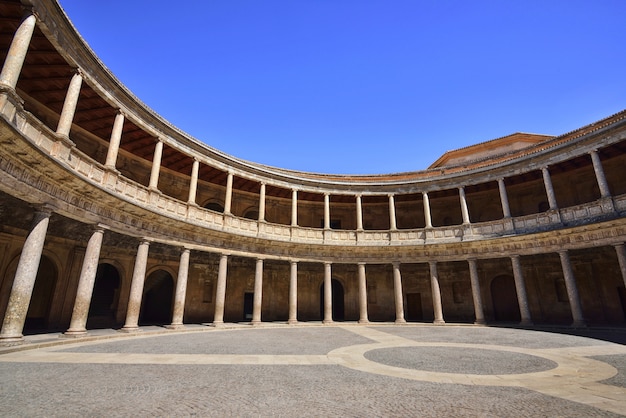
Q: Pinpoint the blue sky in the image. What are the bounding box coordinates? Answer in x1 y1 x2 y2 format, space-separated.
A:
58 1 625 175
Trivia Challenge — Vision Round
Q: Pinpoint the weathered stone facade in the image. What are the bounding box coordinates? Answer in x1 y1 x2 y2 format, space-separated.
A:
0 0 625 344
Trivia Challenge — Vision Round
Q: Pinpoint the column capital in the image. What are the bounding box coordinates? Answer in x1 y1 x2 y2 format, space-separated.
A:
289 259 299 265
324 261 332 267
392 261 401 268
357 262 366 266
92 223 110 233
428 260 437 267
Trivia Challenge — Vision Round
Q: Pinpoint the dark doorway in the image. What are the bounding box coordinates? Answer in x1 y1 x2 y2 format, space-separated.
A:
139 270 174 325
24 255 57 332
491 274 521 322
320 279 345 321
87 263 121 329
243 292 254 320
406 293 423 321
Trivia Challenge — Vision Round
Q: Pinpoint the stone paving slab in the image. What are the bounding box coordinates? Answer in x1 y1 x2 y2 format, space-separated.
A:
0 324 625 417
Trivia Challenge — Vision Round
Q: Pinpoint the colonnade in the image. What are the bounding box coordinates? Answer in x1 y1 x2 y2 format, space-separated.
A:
0 10 616 236
3 205 626 344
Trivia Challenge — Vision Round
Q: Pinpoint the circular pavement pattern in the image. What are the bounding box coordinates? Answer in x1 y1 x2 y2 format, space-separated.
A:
1 324 625 417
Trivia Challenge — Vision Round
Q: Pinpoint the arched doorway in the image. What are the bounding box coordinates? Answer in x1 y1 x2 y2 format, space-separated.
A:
140 269 174 325
87 263 121 329
320 279 345 321
490 274 520 322
25 255 57 332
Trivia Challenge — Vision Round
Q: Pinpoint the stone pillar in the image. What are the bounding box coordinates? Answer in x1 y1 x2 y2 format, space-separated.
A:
558 250 586 327
323 262 332 324
423 192 433 228
148 139 163 190
258 183 266 222
291 189 298 226
467 258 486 325
288 261 298 324
590 150 611 198
213 254 228 326
357 263 369 323
121 240 150 332
0 207 52 344
224 172 233 215
356 195 364 231
429 261 445 324
104 111 124 169
0 12 36 90
187 159 199 204
541 167 558 210
64 225 107 337
388 194 397 230
614 243 626 288
56 71 83 137
459 187 470 224
392 262 405 323
324 194 331 230
510 255 533 326
168 247 190 329
497 178 511 218
251 258 263 325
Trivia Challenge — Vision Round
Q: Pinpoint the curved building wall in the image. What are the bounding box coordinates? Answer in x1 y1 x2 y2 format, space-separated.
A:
0 0 625 342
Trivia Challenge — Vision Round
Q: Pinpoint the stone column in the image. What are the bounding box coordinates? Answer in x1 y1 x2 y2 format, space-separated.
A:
541 167 558 210
429 261 445 324
55 71 83 137
497 178 511 218
187 159 199 204
121 240 150 332
224 172 233 215
324 194 331 230
148 139 163 190
558 250 586 327
358 263 369 323
467 258 486 325
614 243 626 288
392 262 405 323
510 255 533 325
168 247 190 329
104 111 124 170
423 192 433 228
291 189 298 226
459 186 470 224
356 195 364 231
251 258 263 325
288 261 298 324
323 262 333 324
64 225 107 337
0 12 36 90
213 254 228 326
0 207 52 344
590 150 611 198
388 194 397 230
258 183 266 222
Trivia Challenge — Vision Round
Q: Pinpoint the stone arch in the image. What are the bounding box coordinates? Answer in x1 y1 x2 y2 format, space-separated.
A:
490 274 520 322
203 201 224 213
320 278 345 321
139 268 174 325
87 263 122 329
24 255 58 332
243 208 259 220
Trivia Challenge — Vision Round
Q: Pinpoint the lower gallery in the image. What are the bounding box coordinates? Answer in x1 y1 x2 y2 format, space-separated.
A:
1 0 626 344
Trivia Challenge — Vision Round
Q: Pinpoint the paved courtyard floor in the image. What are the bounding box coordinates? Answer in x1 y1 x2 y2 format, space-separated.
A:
1 323 626 417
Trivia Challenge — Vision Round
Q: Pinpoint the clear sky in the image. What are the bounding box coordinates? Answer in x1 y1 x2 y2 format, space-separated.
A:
57 1 625 175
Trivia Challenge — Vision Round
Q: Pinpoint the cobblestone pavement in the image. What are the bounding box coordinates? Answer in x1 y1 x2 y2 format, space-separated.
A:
1 324 625 417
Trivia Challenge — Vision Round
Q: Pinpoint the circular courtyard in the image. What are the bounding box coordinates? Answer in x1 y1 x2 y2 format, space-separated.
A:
1 324 625 417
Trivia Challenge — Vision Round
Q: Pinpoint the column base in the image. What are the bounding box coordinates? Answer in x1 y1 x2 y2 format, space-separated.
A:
287 319 298 325
165 324 185 330
212 321 224 328
251 321 262 326
358 319 370 324
395 318 407 324
322 319 334 325
571 320 587 328
0 335 24 346
61 329 88 338
519 319 534 327
119 326 140 333
433 319 446 325
473 319 487 326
